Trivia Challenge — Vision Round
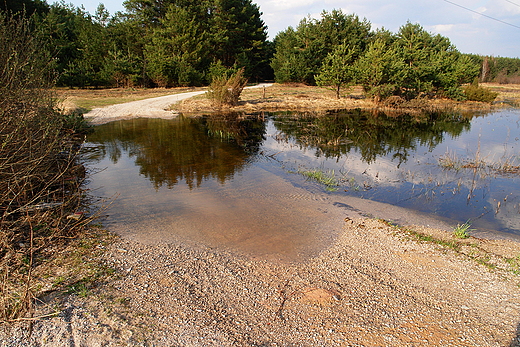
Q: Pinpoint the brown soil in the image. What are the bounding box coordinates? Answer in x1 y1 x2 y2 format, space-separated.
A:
2 83 520 346
3 218 520 346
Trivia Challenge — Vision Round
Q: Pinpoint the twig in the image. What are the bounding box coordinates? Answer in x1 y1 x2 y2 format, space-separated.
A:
275 279 291 320
4 311 60 323
24 211 35 333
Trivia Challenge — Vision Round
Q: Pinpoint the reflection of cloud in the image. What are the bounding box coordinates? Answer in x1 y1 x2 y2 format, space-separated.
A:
263 133 407 187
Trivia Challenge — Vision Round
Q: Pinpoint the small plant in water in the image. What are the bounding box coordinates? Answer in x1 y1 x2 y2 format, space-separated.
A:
453 221 474 239
299 168 339 191
438 152 462 171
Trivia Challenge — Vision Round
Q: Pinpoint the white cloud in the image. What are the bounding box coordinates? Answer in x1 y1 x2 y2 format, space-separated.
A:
263 0 319 11
431 24 455 35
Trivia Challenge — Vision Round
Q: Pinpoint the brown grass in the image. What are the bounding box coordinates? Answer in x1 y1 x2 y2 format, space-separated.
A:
176 83 502 116
55 86 207 113
483 83 520 107
177 84 373 115
55 83 520 116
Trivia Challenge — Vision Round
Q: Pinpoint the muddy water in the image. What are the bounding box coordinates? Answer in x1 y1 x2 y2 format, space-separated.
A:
84 110 520 260
84 117 346 261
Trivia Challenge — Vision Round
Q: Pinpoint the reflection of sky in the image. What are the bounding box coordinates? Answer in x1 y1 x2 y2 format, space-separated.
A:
86 137 344 261
86 110 520 238
263 110 520 235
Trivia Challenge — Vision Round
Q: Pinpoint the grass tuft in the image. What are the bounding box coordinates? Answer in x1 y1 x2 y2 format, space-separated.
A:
299 168 339 191
453 221 474 239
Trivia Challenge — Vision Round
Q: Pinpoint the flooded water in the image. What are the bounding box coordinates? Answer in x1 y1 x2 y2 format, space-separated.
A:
84 109 520 259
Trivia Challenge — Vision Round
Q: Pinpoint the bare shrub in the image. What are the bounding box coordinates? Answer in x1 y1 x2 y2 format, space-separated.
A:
207 68 248 108
495 73 520 85
0 13 91 322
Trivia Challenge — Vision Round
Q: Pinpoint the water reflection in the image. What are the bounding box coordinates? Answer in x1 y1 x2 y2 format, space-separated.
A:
266 109 520 235
87 116 266 189
273 109 472 164
85 109 520 256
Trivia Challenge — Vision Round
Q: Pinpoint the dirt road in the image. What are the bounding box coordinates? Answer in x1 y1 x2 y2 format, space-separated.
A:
84 84 273 125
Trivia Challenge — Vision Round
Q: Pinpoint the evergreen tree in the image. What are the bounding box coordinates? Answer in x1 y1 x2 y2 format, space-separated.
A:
0 0 49 16
393 22 478 99
42 3 110 87
208 0 269 79
105 12 147 86
125 0 270 84
271 9 371 84
315 43 357 98
270 27 311 83
355 37 403 101
145 4 209 86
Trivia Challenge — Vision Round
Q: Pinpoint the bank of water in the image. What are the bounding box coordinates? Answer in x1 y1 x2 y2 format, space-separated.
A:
83 109 520 259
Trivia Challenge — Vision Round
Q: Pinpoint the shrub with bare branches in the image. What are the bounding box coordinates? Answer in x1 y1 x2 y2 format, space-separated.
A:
207 68 248 108
0 12 92 322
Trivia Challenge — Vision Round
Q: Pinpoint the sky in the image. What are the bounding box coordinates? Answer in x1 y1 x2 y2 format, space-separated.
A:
57 0 520 58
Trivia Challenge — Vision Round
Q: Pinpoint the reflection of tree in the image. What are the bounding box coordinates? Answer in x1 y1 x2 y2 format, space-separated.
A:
205 113 266 154
87 116 265 189
273 109 472 164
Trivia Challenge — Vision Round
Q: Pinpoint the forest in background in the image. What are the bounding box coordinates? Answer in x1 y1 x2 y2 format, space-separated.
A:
2 0 520 100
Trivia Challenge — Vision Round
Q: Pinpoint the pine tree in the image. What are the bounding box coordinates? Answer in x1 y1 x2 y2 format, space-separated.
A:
271 9 371 84
145 4 209 86
315 43 357 98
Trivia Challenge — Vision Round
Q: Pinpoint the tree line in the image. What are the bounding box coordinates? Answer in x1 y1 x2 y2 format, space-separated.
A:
1 0 272 88
2 0 520 100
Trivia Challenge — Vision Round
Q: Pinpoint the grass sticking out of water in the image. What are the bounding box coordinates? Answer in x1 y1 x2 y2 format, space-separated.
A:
453 221 473 239
299 168 339 191
438 152 520 175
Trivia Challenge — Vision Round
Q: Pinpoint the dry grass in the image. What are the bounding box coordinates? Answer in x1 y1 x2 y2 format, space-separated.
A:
177 84 374 115
439 151 520 175
54 83 519 117
178 84 500 115
55 86 207 113
482 83 520 107
176 83 506 116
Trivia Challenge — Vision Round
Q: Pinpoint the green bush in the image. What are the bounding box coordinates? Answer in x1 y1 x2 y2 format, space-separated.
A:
464 80 498 103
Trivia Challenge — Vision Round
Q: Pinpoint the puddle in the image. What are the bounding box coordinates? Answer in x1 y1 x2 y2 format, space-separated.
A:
84 110 520 259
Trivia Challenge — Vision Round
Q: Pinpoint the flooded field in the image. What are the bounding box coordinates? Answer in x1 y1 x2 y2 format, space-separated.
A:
84 109 520 259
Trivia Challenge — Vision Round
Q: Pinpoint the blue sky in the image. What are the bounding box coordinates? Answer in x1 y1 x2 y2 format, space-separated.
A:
58 0 520 58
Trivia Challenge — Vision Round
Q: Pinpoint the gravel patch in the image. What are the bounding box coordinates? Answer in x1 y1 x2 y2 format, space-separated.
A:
2 217 520 346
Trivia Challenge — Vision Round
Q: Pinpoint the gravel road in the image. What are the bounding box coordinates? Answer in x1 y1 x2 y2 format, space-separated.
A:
84 84 273 125
3 217 520 346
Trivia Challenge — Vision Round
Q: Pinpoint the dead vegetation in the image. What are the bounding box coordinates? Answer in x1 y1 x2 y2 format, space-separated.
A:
0 13 110 323
176 83 504 116
54 82 518 118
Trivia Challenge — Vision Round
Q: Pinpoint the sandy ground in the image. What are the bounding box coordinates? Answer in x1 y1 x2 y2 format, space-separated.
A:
84 84 273 125
3 216 520 346
2 86 520 346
